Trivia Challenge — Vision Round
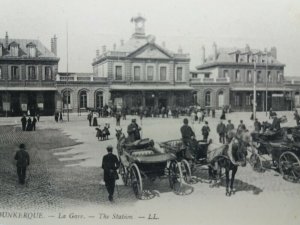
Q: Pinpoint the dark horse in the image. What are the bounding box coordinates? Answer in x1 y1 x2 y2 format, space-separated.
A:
207 130 249 196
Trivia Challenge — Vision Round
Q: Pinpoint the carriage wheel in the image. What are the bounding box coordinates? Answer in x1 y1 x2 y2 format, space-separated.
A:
249 153 264 173
119 163 128 185
279 152 300 183
168 160 182 189
130 164 143 199
181 159 193 184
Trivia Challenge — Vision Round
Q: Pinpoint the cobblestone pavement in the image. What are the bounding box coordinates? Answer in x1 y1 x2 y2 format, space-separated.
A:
0 111 300 225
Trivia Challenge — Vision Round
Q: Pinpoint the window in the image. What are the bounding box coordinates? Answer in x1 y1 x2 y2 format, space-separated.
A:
0 67 2 79
160 66 167 81
277 71 282 82
205 91 211 107
11 66 19 80
63 91 71 109
204 73 210 78
267 71 272 83
45 67 53 80
115 66 122 80
234 94 241 106
28 66 36 80
176 67 183 81
134 66 141 81
79 91 87 108
147 66 154 81
247 71 252 82
235 54 239 63
28 47 36 57
257 71 263 82
10 46 18 56
95 92 103 108
247 55 250 63
235 70 240 81
223 70 228 78
246 95 251 105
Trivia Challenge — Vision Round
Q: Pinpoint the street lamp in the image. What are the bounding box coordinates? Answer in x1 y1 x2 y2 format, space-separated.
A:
265 49 269 117
253 54 257 120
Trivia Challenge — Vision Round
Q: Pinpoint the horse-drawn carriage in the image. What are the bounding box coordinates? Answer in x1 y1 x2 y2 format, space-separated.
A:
250 126 300 183
116 129 193 199
160 131 250 196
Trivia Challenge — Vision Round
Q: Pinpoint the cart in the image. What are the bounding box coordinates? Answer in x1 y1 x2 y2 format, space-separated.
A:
117 138 193 199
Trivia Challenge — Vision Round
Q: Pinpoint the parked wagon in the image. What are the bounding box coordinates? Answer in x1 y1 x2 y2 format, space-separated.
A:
116 133 193 199
250 127 300 183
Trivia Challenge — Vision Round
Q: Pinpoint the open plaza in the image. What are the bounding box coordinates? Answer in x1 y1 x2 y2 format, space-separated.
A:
0 110 300 225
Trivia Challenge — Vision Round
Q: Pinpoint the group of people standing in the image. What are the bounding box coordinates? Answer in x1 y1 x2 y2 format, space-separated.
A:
54 111 63 122
21 114 38 131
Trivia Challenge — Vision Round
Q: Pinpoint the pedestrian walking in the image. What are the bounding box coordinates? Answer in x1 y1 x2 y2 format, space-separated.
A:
54 112 59 122
87 112 92 126
254 118 262 132
26 117 32 131
197 111 201 124
294 109 300 126
21 114 27 131
226 120 235 143
93 115 98 126
212 108 216 118
32 116 37 131
14 143 30 185
217 120 226 144
220 108 226 120
59 112 63 122
36 113 40 122
201 121 210 141
102 145 120 202
116 112 121 126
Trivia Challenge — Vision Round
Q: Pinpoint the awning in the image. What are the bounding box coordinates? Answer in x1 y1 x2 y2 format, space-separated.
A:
230 87 293 91
0 87 57 91
110 85 194 91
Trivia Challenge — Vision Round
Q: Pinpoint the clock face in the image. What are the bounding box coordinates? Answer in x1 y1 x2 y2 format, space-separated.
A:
137 21 143 28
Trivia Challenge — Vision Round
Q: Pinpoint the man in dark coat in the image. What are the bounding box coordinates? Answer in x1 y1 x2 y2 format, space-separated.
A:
226 120 235 143
14 143 30 184
254 118 262 132
127 119 141 142
237 120 246 134
32 116 37 131
21 115 27 131
116 112 121 126
102 145 119 202
271 115 281 131
294 109 300 126
180 118 195 145
217 120 226 144
26 117 32 131
201 121 210 141
87 112 92 126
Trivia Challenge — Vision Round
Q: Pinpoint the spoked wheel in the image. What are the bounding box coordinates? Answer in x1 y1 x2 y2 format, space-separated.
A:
249 153 265 173
119 163 128 185
180 159 196 184
169 160 194 195
130 164 143 199
279 152 300 183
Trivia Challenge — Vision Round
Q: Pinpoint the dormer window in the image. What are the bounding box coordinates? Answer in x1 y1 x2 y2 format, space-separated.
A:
26 42 37 57
9 42 19 56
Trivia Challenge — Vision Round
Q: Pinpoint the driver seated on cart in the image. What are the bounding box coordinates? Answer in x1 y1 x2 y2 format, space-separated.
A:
180 118 196 160
127 118 142 143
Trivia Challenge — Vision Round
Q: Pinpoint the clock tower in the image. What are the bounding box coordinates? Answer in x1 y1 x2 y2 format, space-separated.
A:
131 14 146 38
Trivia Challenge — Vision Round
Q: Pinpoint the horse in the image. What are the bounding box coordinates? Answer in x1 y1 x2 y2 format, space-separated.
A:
207 130 250 196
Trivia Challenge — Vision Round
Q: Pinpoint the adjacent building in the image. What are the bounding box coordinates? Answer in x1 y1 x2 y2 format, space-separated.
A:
193 43 290 111
0 33 59 116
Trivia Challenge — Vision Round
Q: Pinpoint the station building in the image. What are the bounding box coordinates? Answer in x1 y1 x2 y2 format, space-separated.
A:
0 33 59 116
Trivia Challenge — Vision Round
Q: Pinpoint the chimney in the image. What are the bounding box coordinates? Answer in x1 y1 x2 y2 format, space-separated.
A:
162 41 166 48
178 46 183 54
5 32 9 48
213 42 217 60
245 44 250 52
96 49 100 57
270 46 277 59
201 45 205 64
102 45 106 53
120 39 124 46
51 35 57 56
113 43 116 51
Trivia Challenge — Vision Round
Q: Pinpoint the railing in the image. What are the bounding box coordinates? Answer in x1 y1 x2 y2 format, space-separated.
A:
190 77 230 83
0 80 55 87
57 75 108 82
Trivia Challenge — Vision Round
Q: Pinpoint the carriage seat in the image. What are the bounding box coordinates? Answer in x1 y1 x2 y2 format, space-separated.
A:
124 138 153 149
131 150 154 157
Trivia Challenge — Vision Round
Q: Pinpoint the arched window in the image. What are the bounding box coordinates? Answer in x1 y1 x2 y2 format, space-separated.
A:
63 90 71 109
95 91 103 108
205 91 211 107
218 91 224 107
45 67 53 80
79 91 87 108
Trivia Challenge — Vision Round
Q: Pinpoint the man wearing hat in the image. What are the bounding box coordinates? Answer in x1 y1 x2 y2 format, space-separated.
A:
14 143 30 184
127 119 141 142
102 145 120 202
201 121 210 142
180 118 195 146
226 120 235 143
217 120 226 144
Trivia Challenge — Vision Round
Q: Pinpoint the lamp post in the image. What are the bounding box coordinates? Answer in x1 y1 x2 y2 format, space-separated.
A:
265 49 268 117
66 21 69 122
253 54 257 120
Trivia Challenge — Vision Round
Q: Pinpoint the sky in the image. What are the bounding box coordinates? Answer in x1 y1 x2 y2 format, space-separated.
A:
0 0 299 76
